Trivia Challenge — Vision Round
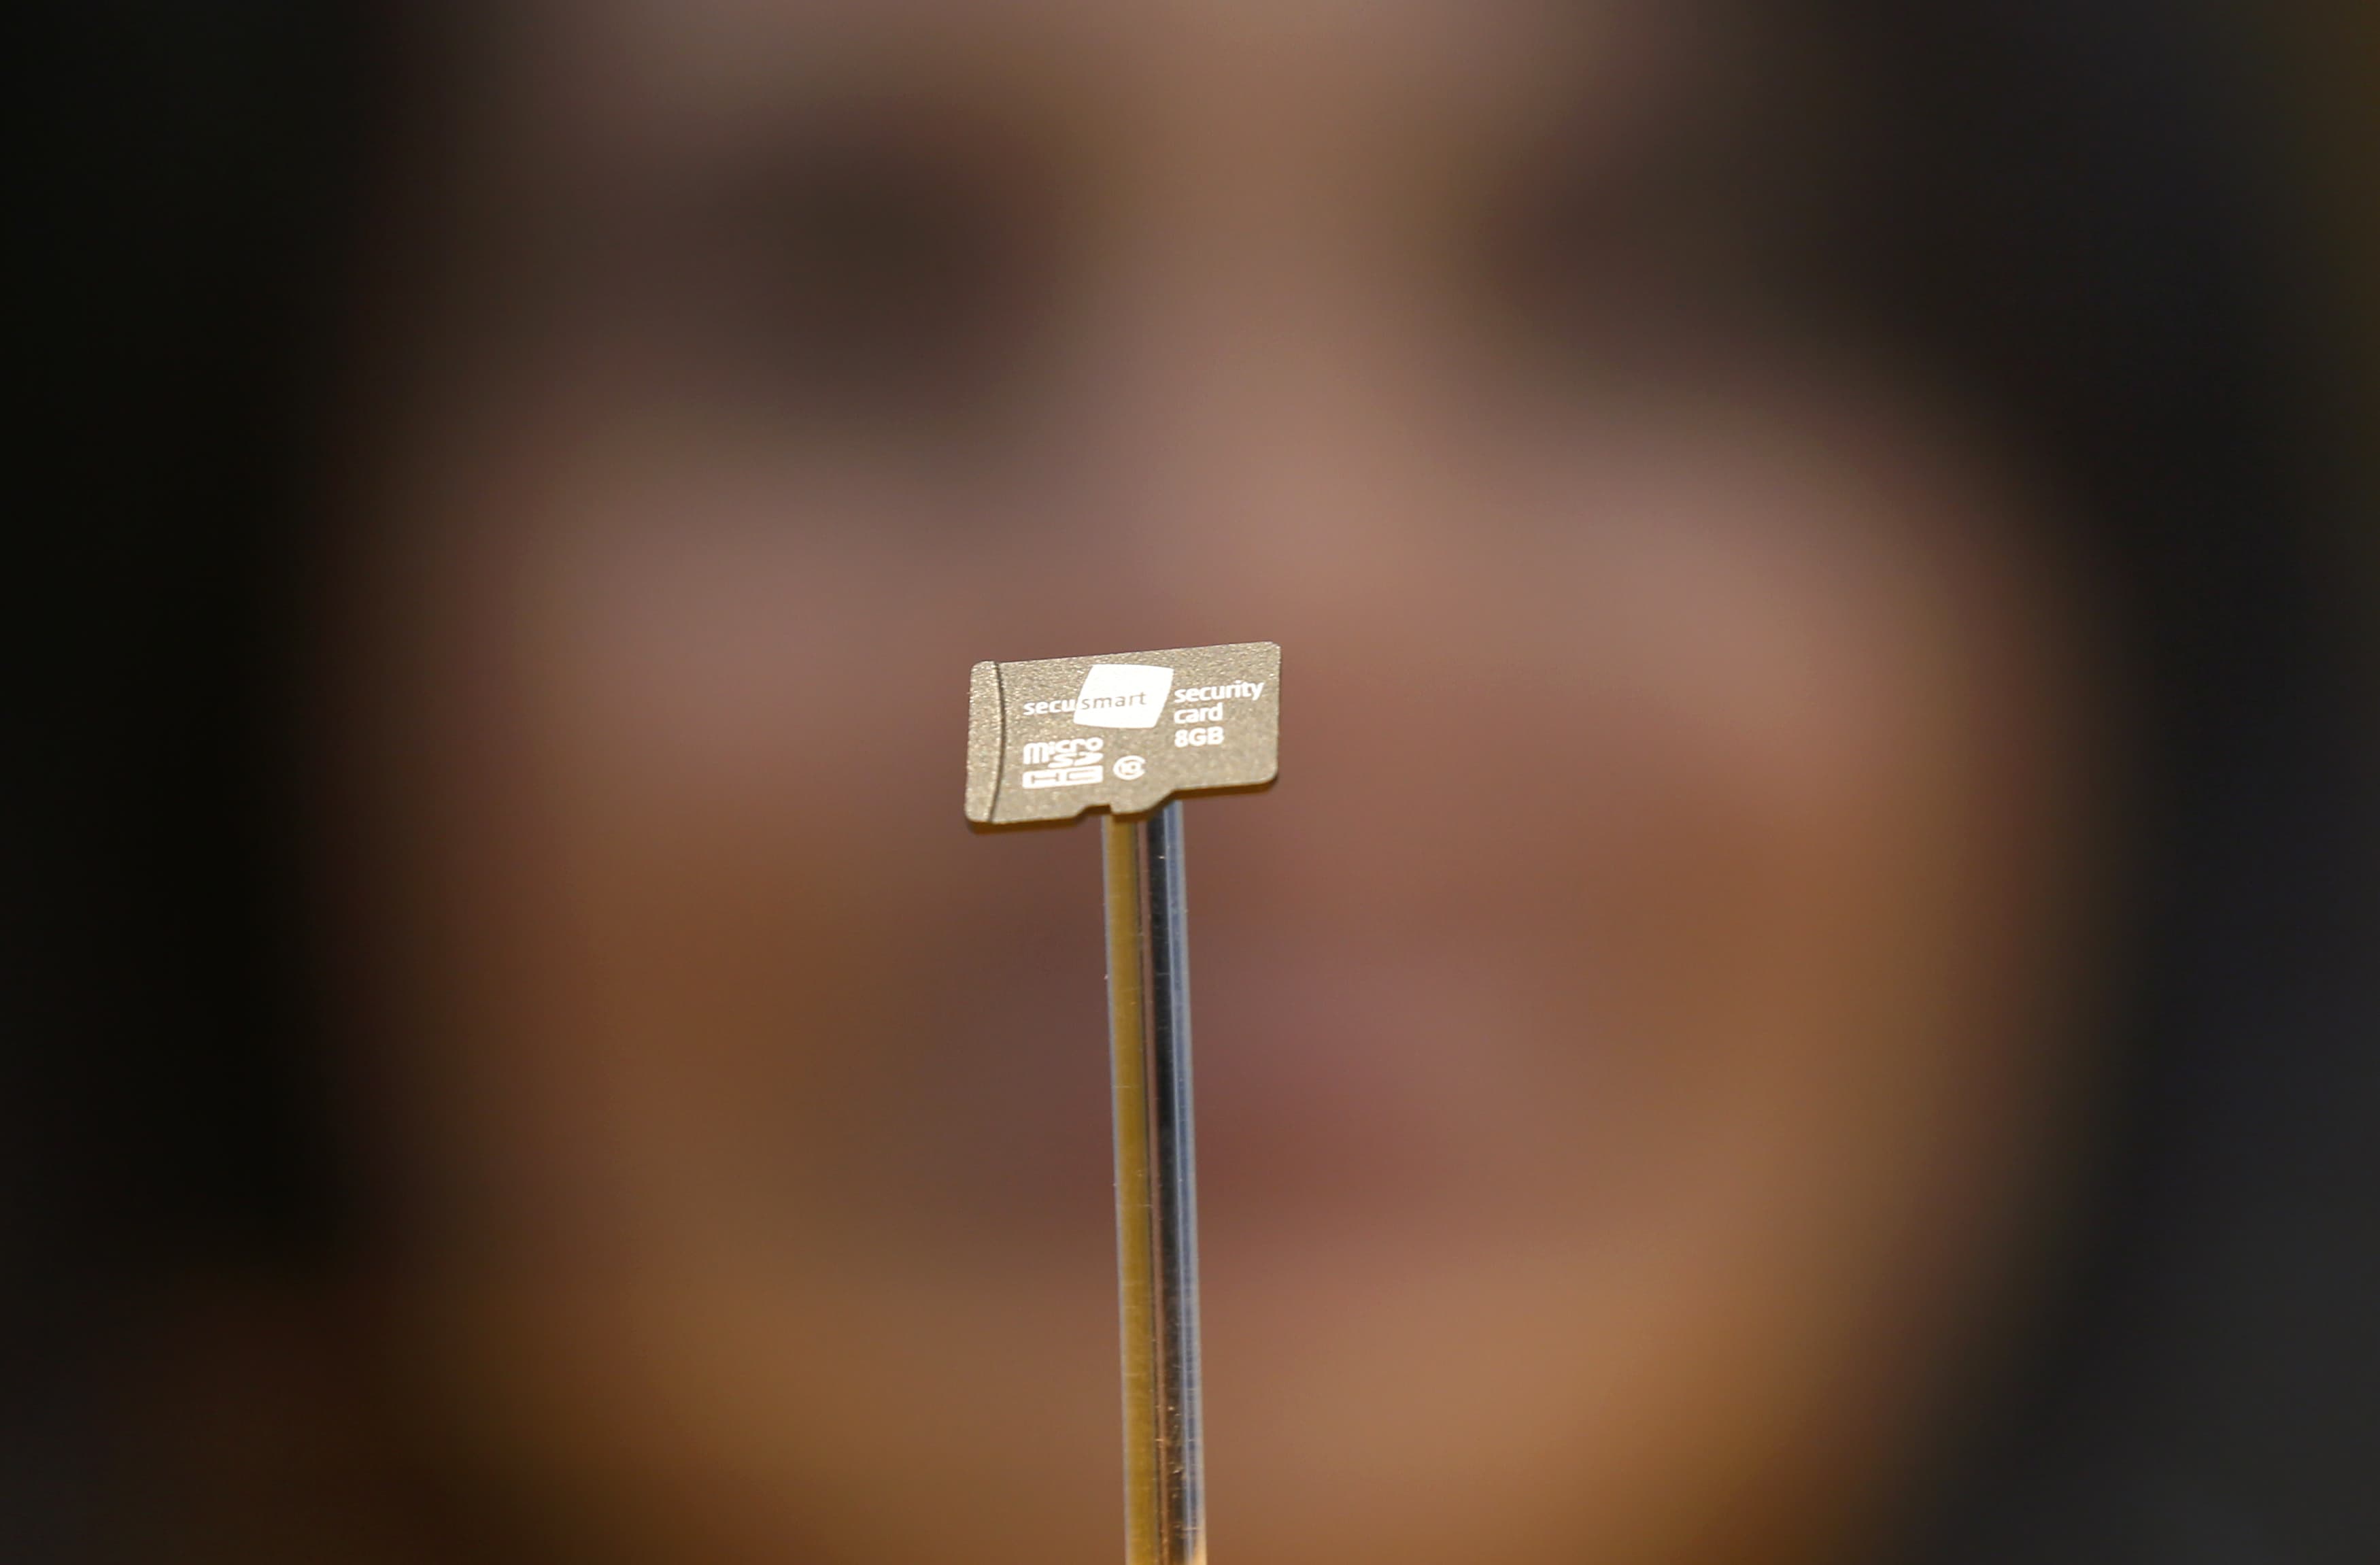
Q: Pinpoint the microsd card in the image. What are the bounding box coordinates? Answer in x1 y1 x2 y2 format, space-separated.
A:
966 642 1280 824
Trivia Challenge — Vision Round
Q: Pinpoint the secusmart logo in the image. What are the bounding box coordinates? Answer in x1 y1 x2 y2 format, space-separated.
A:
1072 664 1172 727
1020 664 1174 729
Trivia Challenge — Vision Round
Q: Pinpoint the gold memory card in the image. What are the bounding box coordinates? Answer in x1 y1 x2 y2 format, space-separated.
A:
966 642 1280 825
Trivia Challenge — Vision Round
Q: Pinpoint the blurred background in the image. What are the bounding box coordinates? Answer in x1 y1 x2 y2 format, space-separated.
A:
13 3 2380 1564
2277 1 2380 590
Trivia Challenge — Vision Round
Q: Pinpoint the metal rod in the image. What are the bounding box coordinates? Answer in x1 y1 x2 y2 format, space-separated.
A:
1102 801 1206 1565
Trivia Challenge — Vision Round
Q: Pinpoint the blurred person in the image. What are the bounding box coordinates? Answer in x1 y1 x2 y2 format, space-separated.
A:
12 3 2379 1565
